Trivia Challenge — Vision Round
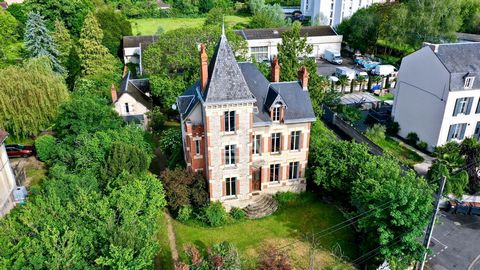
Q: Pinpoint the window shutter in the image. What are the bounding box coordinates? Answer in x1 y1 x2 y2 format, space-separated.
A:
236 178 240 195
288 134 292 150
280 165 284 180
221 149 225 165
235 113 239 131
268 136 272 152
263 137 267 153
453 99 461 116
281 135 286 151
466 97 474 115
222 181 226 197
299 132 303 149
460 124 467 140
286 164 290 180
447 125 455 141
235 147 239 164
221 114 225 131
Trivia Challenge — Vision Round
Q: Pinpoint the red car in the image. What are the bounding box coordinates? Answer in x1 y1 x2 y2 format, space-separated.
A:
5 144 35 158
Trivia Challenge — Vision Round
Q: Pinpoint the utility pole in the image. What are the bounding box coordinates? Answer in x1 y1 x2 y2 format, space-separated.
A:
418 176 446 270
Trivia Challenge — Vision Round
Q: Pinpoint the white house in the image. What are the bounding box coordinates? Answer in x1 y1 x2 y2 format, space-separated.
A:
112 72 153 130
300 0 393 26
392 42 480 151
235 26 342 62
0 130 17 217
123 35 159 75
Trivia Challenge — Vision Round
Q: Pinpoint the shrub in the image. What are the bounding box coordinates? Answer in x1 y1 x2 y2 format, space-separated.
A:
177 205 193 222
386 121 400 136
406 132 419 145
229 207 246 220
147 107 167 133
202 202 228 227
339 105 362 124
258 244 292 270
366 124 386 141
417 141 428 151
276 192 299 205
35 135 56 162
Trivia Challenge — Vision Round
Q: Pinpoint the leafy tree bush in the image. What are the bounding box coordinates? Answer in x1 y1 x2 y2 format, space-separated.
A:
54 95 123 139
184 242 241 269
417 141 428 151
386 121 400 136
249 3 287 28
258 244 293 270
275 191 300 206
95 5 132 56
366 124 386 141
35 135 56 162
177 205 193 222
160 168 209 214
338 105 362 124
147 107 167 133
0 58 69 138
0 9 19 62
406 132 419 145
201 201 228 227
159 127 185 168
229 207 246 220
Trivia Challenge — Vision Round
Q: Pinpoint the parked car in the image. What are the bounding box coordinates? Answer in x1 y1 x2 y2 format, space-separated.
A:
5 144 35 158
355 70 369 79
372 65 397 76
335 67 356 80
324 49 343 65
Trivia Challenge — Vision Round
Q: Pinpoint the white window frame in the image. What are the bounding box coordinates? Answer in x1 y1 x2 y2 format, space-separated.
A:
465 77 475 89
451 124 465 140
225 144 236 165
253 134 261 155
289 161 299 180
270 164 280 182
224 111 236 132
290 131 301 151
272 107 280 122
271 133 281 153
458 97 469 114
225 177 237 196
251 46 268 62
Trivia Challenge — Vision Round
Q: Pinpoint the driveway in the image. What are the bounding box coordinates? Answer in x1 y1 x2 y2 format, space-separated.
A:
316 57 357 76
427 211 480 270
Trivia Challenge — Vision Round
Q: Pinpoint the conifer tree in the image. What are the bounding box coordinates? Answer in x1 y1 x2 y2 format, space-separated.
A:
52 20 73 67
24 12 65 74
79 12 116 76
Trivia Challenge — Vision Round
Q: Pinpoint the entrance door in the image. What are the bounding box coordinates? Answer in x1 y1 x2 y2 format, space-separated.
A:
252 169 261 191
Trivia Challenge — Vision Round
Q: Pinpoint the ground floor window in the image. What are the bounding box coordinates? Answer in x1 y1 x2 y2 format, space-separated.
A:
447 123 467 141
226 177 237 196
251 46 268 62
270 164 280 182
289 162 299 180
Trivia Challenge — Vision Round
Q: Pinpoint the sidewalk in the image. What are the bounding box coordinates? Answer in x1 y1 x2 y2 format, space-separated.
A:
390 137 434 175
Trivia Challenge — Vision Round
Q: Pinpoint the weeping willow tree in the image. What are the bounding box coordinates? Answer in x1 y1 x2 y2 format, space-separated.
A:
0 58 69 138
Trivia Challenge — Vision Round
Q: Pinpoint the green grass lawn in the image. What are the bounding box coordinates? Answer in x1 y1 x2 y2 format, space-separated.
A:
377 92 394 101
171 193 356 269
371 136 424 167
155 212 174 270
130 15 251 35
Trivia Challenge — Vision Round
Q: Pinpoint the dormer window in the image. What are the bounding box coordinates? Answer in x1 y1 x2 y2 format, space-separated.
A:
272 107 280 122
465 76 475 89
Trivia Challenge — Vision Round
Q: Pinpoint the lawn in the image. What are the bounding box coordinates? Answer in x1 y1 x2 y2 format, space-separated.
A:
155 212 174 270
171 193 357 269
371 136 424 167
377 92 394 101
130 15 251 35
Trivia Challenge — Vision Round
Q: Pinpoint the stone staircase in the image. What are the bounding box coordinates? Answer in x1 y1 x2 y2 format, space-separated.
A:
243 195 278 219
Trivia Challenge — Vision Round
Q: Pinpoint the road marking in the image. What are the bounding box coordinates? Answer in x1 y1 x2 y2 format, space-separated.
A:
432 237 448 248
468 254 480 270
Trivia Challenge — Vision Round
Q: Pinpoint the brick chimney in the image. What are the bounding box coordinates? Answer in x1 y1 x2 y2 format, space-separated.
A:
200 43 208 91
298 66 309 91
271 56 280 82
111 84 117 103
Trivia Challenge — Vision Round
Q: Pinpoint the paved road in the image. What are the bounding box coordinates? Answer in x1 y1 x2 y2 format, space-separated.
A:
427 211 480 270
316 58 357 76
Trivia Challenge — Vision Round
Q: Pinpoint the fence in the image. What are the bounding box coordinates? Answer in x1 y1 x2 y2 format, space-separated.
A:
322 105 384 156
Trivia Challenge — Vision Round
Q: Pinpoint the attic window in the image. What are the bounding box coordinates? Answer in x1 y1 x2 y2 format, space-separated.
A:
272 107 280 122
465 77 475 89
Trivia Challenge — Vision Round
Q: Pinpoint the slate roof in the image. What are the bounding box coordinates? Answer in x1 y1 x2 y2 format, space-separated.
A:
0 130 8 144
235 26 337 40
123 114 145 123
123 35 159 48
457 32 480 43
118 72 153 110
203 35 256 104
177 37 315 125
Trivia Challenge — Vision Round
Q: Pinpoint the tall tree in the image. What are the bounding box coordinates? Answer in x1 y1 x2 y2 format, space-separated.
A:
0 58 69 137
249 3 287 28
459 0 480 33
79 12 117 76
24 12 65 74
277 21 312 81
52 20 73 68
0 9 18 62
94 5 132 56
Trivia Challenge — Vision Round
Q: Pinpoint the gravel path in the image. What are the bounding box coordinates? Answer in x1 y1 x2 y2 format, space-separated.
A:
164 210 179 263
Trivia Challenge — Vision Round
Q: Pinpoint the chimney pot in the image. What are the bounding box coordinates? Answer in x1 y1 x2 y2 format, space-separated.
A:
271 56 280 82
200 43 209 91
111 84 118 103
298 66 309 91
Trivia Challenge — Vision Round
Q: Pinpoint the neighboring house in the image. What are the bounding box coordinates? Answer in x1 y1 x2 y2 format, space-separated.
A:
0 130 17 217
122 35 159 75
300 0 393 26
177 33 316 208
235 26 342 62
112 71 153 129
457 32 480 43
157 0 170 9
392 42 480 151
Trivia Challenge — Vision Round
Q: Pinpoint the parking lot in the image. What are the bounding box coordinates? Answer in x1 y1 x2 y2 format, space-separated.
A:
316 57 357 77
427 210 480 270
